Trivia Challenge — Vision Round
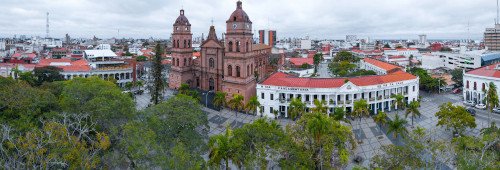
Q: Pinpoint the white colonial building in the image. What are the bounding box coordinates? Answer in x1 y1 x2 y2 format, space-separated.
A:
257 60 420 118
463 63 500 105
37 49 134 87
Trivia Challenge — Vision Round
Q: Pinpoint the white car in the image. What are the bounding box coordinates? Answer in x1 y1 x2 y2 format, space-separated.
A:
463 101 476 106
493 108 500 114
475 103 487 110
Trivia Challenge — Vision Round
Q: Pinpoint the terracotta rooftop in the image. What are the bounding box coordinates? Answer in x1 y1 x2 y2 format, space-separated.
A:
289 58 314 66
363 58 402 71
37 58 90 72
466 63 500 78
261 71 417 88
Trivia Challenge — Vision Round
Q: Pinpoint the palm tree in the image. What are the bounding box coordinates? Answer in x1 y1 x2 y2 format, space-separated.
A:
405 101 421 127
228 94 244 116
245 96 260 115
387 114 408 139
353 99 370 141
391 94 406 115
208 126 234 169
289 97 306 121
125 82 134 91
178 83 190 95
373 111 388 127
306 112 332 169
136 80 144 91
312 99 327 113
485 82 499 124
213 92 227 110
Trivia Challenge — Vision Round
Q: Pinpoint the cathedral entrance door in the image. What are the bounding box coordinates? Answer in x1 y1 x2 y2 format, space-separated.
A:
209 78 215 91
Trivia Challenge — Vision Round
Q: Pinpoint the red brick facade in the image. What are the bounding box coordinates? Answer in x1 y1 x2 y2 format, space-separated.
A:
168 1 271 103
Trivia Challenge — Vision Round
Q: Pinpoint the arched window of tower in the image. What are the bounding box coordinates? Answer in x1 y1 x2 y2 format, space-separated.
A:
228 65 233 76
184 40 187 48
246 42 249 52
236 41 240 52
228 41 233 52
184 58 187 66
236 66 241 77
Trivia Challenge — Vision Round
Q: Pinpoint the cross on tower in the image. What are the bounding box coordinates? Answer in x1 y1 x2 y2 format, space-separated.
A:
211 18 214 26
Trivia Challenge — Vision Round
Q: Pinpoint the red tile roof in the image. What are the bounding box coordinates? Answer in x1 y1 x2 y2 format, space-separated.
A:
37 58 90 72
363 58 402 71
466 63 500 78
289 58 314 66
193 52 201 58
261 71 417 88
12 53 37 59
388 55 406 59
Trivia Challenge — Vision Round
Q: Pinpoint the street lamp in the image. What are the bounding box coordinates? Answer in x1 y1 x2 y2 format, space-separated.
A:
204 90 214 107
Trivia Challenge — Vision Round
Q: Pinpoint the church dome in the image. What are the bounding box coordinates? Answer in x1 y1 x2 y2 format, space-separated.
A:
174 9 191 26
227 1 251 23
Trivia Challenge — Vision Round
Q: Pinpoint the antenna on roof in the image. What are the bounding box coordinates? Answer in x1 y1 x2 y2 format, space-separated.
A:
497 0 499 24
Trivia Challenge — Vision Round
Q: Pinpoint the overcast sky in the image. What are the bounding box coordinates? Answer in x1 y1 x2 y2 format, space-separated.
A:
0 0 498 40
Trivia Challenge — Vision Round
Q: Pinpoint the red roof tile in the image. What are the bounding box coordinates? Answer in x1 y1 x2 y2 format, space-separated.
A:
466 63 500 78
363 58 402 71
37 58 90 72
289 58 314 66
261 71 417 88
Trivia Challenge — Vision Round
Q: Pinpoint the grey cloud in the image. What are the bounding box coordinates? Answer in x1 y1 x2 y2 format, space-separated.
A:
0 0 497 40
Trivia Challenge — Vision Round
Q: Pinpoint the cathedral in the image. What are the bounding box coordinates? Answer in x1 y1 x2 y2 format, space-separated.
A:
168 1 272 103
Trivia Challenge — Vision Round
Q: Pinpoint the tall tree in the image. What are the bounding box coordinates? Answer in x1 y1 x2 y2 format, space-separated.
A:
435 102 477 135
373 111 388 127
33 66 64 86
485 82 499 124
353 99 370 141
387 114 408 138
451 68 464 86
150 43 165 105
245 96 260 115
391 94 406 115
313 53 323 73
312 99 327 113
208 126 235 169
228 94 244 116
288 97 306 121
405 100 421 127
213 91 228 109
281 112 356 169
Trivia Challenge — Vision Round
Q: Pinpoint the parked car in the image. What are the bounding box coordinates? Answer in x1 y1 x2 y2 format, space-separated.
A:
452 88 462 94
466 107 476 116
463 101 476 106
493 108 500 114
475 103 487 110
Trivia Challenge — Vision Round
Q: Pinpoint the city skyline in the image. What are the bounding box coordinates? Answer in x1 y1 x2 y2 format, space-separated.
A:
0 0 498 40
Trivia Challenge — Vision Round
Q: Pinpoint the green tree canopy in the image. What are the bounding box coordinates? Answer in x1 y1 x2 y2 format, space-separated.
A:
435 102 476 135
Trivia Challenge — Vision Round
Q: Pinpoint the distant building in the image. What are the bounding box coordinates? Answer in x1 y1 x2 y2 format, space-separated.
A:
300 39 312 50
258 29 277 47
346 35 357 42
418 34 427 45
484 24 500 51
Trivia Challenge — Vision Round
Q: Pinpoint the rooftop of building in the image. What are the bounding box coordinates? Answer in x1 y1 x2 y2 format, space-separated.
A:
465 63 500 78
253 44 272 51
289 58 313 66
84 49 118 58
363 58 403 71
37 58 91 72
260 71 417 88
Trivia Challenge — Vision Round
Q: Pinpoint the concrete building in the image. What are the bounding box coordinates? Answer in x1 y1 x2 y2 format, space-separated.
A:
300 39 312 50
258 29 277 47
484 24 500 51
257 61 419 118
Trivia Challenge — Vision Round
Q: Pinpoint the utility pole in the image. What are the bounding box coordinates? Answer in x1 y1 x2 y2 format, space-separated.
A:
46 12 50 38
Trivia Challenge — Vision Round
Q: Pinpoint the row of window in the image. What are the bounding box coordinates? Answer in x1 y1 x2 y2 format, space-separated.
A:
173 39 191 48
227 41 250 52
173 57 192 67
466 80 487 91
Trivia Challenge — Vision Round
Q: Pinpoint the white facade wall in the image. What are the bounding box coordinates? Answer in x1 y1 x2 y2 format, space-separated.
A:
463 73 500 104
256 79 420 118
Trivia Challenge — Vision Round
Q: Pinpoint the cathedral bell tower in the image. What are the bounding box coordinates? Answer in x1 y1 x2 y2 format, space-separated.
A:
222 1 257 103
169 9 194 89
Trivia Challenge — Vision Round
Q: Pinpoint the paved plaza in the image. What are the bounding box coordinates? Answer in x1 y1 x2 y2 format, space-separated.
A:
134 88 499 169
